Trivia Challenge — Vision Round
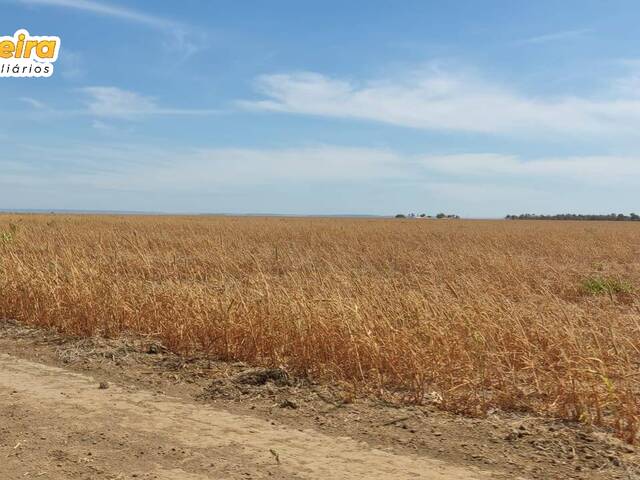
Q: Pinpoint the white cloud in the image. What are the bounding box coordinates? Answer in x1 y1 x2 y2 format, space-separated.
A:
18 0 175 29
1 144 406 203
240 68 640 138
420 153 640 184
3 143 639 214
91 119 118 133
518 28 592 45
58 50 86 80
74 146 402 190
19 97 46 109
6 142 640 190
424 182 548 205
9 87 220 119
82 87 157 118
16 0 204 57
80 86 221 118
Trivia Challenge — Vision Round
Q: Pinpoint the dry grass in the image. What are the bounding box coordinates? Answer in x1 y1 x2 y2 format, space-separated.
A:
1 214 639 440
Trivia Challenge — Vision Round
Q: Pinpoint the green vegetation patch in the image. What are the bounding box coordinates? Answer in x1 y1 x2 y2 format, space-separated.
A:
581 276 633 295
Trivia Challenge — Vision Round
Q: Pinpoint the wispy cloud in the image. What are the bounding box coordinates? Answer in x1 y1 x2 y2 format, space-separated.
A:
82 87 157 118
91 119 117 132
57 49 86 80
420 153 640 185
19 97 47 109
3 142 637 214
12 86 221 119
5 142 640 189
18 0 173 28
239 66 640 138
81 86 222 118
2 144 404 190
518 28 593 45
16 0 204 56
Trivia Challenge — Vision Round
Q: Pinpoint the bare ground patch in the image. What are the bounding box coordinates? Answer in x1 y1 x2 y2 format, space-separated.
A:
1 319 638 479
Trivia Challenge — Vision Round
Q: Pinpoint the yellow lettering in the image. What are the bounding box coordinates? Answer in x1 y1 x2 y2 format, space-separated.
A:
0 41 15 59
35 40 56 59
15 33 25 58
24 40 37 58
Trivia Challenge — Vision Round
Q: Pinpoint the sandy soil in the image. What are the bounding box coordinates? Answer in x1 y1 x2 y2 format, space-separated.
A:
0 354 494 480
1 320 638 479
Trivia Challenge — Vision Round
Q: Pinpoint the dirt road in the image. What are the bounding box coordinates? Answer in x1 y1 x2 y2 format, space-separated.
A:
0 353 492 480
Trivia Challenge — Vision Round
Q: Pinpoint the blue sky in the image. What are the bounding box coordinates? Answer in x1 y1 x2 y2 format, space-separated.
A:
2 0 640 216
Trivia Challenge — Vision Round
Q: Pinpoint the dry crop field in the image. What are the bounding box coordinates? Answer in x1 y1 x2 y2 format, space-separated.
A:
1 214 639 440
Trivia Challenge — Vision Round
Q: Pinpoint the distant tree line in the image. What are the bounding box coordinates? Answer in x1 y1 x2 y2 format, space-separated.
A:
506 213 640 221
395 213 460 219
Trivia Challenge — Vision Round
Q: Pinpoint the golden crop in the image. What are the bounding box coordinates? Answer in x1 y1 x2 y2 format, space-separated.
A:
1 214 639 440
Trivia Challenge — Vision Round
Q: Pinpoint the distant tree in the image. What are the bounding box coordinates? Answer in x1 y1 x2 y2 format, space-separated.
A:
395 214 406 219
436 213 446 219
419 213 426 218
507 212 640 221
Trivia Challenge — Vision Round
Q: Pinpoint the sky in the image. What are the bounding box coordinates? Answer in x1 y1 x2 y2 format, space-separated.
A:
2 0 640 216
